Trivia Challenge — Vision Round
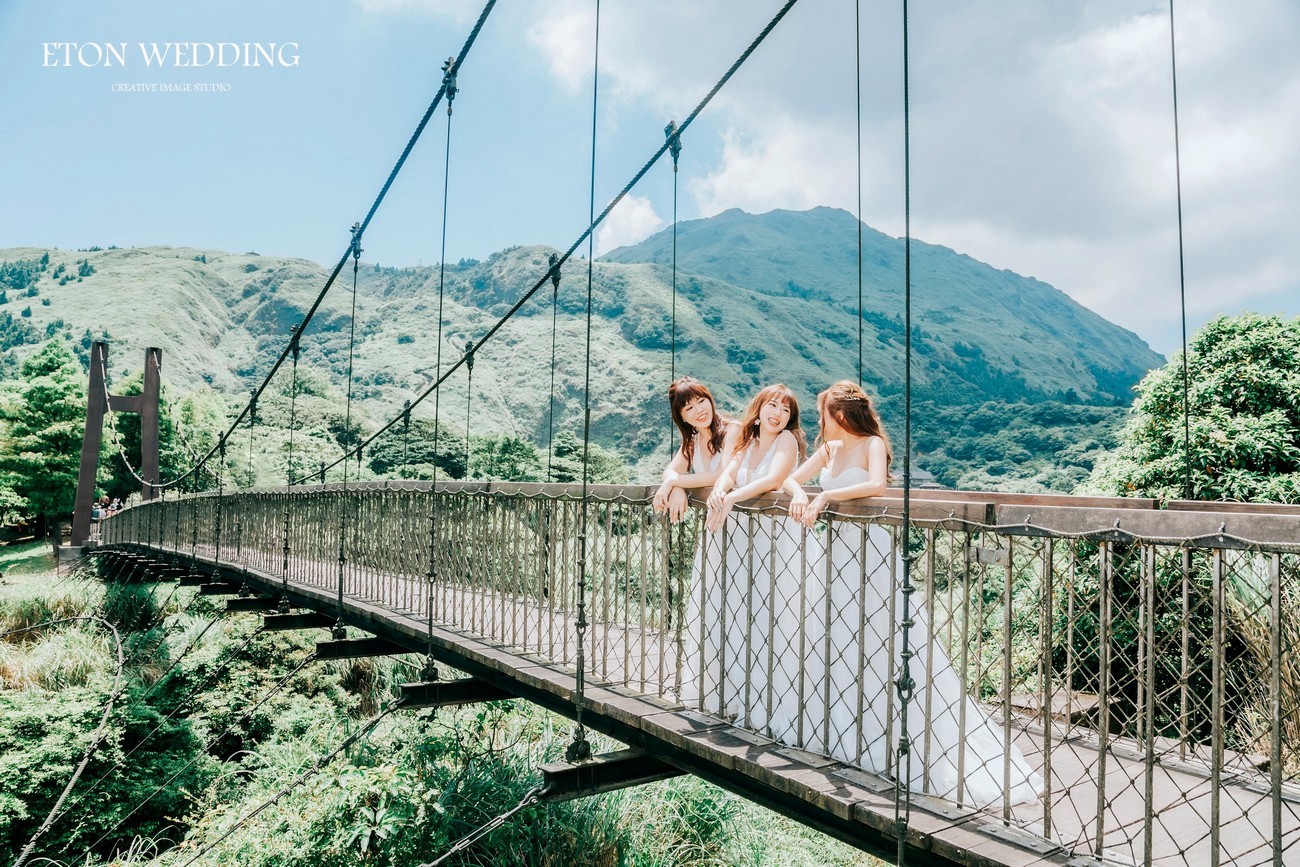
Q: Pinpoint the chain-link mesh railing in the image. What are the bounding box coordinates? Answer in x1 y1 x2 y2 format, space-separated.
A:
102 483 1300 865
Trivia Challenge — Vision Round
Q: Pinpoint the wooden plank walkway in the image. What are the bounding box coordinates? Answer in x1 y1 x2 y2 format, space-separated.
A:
125 542 1299 866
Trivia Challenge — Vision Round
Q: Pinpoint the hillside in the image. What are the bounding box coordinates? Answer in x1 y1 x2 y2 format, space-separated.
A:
0 208 1161 487
604 207 1163 403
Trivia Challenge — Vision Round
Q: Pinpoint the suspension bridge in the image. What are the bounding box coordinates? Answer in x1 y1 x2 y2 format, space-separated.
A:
88 485 1299 867
23 0 1296 864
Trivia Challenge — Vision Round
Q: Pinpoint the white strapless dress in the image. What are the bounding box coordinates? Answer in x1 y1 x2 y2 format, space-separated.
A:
809 465 1044 808
682 439 803 743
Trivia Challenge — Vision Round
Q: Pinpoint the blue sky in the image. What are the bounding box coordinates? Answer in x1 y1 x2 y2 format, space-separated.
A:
1 0 1296 356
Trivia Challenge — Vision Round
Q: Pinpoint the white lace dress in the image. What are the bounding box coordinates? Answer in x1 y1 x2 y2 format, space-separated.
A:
808 465 1044 808
682 436 802 741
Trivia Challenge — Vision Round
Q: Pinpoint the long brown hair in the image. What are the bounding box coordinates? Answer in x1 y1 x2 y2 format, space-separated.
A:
817 380 893 470
669 377 727 470
735 384 807 460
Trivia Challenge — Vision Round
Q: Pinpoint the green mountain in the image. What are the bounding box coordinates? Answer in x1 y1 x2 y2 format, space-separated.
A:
603 206 1163 404
0 208 1162 489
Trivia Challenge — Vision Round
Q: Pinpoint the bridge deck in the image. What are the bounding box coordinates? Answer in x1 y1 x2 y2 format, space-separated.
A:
127 541 1298 867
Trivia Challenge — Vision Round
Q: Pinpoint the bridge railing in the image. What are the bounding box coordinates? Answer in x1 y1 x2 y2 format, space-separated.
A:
104 482 1300 864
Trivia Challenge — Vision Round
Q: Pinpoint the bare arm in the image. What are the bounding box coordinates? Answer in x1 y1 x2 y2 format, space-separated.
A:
671 423 741 490
819 437 889 501
793 437 889 527
781 442 830 496
652 450 691 514
707 432 798 532
783 443 830 521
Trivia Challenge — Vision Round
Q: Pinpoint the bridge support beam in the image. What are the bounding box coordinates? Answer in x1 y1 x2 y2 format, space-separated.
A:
316 636 407 659
539 749 683 802
197 581 243 596
226 597 281 613
399 678 514 709
263 612 335 632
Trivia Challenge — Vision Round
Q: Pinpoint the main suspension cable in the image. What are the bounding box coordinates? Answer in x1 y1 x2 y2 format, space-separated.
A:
116 0 497 493
305 0 803 483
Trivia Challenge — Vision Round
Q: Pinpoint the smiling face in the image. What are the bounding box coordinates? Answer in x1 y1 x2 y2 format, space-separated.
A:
759 395 792 434
681 395 715 431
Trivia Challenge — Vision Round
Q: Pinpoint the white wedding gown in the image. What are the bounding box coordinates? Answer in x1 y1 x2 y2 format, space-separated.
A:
807 465 1044 808
682 438 803 743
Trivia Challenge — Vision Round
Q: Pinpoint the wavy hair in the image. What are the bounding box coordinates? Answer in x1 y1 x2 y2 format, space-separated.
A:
734 383 806 461
817 380 893 470
669 377 728 470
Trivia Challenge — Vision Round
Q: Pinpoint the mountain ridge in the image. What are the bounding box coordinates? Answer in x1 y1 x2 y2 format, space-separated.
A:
0 207 1161 487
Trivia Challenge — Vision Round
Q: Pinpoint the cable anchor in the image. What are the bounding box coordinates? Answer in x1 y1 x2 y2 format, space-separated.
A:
442 56 458 113
664 120 682 172
350 222 363 264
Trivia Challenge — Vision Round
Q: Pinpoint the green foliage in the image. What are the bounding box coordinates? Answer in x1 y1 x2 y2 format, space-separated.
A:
0 257 48 293
0 341 84 527
548 430 630 484
1086 313 1300 502
366 419 466 480
470 435 544 481
912 398 1125 491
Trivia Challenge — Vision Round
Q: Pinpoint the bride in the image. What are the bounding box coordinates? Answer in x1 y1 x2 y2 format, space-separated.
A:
653 377 738 705
704 384 806 739
784 380 1043 808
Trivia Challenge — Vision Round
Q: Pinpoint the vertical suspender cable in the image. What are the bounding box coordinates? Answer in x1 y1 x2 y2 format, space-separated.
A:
545 253 561 482
855 0 864 386
287 325 301 486
894 1 915 863
665 120 682 451
568 0 600 764
426 57 458 676
463 341 475 477
334 223 363 639
1166 0 1192 501
402 399 412 478
281 326 300 612
246 389 257 487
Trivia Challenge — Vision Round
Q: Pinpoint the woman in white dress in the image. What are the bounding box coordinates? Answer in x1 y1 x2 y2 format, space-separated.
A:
785 380 1042 808
652 376 738 522
654 377 738 708
705 384 806 740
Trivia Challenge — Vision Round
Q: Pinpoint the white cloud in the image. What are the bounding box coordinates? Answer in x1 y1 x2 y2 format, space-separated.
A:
520 0 1300 354
595 194 664 255
525 2 594 93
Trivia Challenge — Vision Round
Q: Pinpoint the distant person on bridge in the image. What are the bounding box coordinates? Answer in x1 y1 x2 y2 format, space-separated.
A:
784 380 1043 808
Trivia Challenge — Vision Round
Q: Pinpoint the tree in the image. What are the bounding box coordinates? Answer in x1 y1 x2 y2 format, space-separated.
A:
548 430 630 484
1086 313 1300 503
365 418 467 480
0 340 84 543
470 435 543 481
